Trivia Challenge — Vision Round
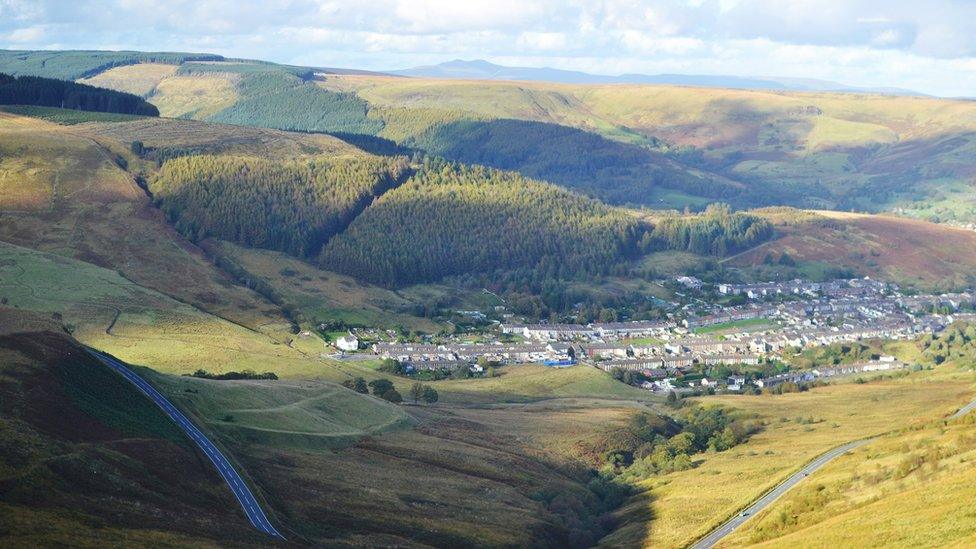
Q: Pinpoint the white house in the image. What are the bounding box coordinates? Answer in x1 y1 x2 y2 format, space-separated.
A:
336 335 359 352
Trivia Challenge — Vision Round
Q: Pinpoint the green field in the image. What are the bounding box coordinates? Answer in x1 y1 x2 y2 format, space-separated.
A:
150 373 414 450
694 317 777 335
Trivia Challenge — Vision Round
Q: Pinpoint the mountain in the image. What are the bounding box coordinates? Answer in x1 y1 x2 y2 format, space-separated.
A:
390 59 925 96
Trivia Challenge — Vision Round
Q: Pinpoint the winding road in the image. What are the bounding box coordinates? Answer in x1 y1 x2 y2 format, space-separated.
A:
87 350 285 540
692 396 976 549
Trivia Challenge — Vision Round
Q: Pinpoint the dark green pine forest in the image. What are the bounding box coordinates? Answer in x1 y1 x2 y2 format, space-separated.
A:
0 72 159 115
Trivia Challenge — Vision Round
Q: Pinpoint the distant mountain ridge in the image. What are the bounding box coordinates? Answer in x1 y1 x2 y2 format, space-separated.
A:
389 59 925 96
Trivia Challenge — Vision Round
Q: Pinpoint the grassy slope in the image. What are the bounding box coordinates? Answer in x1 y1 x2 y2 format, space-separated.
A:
152 367 642 547
731 209 976 290
0 239 317 376
77 62 179 97
0 111 294 334
719 415 976 548
150 373 414 451
0 308 263 546
208 240 442 332
602 361 975 548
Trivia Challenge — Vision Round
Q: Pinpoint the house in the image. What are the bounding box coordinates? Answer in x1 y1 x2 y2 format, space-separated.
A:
522 324 596 341
600 358 665 372
675 276 703 290
336 335 359 352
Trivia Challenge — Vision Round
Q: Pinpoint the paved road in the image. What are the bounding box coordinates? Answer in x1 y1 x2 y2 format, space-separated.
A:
951 398 976 420
690 439 871 549
88 350 285 540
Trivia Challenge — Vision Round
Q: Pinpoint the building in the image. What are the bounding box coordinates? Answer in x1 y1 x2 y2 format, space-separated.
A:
336 335 359 352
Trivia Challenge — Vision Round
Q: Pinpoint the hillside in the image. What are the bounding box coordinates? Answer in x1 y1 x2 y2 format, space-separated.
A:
0 308 263 546
321 74 976 218
719 415 976 548
319 161 649 286
18 51 976 217
730 208 976 290
148 154 410 256
0 72 159 116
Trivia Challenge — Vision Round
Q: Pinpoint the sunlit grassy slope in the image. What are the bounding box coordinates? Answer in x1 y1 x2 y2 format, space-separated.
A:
150 373 414 450
77 62 179 96
602 365 975 549
0 110 298 335
720 414 976 548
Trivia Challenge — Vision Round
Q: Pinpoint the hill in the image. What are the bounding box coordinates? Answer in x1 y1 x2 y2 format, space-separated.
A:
0 308 263 545
319 160 650 286
17 50 976 217
322 73 976 218
729 208 976 291
390 59 923 95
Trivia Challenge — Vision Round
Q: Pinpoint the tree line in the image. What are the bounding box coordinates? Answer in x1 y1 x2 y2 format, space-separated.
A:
0 73 159 116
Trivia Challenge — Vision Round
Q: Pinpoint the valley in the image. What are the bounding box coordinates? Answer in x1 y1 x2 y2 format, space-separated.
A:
1 48 975 548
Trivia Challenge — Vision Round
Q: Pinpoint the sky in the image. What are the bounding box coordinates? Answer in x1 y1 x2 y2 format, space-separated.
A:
1 0 975 97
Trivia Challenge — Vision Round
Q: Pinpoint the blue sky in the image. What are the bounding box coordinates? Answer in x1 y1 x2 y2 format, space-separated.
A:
2 0 975 96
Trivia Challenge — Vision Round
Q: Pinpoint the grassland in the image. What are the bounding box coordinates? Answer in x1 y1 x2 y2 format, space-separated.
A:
150 373 414 450
77 62 179 96
0 110 300 334
719 414 976 548
0 240 319 376
150 365 645 547
601 364 976 548
208 240 442 331
694 317 778 335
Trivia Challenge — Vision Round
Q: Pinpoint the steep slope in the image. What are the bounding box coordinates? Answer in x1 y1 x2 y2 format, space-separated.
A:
0 110 291 333
324 74 976 217
729 208 976 290
0 309 263 546
319 161 649 286
148 154 409 256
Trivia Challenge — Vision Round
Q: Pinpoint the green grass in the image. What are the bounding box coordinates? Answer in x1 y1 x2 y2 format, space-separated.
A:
0 240 317 377
150 372 414 450
693 317 776 334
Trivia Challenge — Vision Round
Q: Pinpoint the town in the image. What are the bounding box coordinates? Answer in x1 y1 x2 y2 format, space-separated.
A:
332 277 974 394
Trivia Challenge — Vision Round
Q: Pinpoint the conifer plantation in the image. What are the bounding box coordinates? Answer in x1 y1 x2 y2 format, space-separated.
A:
647 204 774 256
320 160 650 286
148 154 410 256
0 72 158 115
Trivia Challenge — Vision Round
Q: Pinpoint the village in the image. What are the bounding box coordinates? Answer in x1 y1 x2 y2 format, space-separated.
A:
333 277 975 393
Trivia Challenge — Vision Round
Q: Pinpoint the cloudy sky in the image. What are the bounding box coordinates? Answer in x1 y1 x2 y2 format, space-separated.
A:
1 0 975 97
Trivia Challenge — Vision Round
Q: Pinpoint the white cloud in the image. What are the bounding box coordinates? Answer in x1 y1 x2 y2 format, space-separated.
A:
0 0 974 96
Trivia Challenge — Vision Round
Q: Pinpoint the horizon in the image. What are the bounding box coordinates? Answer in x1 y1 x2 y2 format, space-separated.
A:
1 1 974 98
